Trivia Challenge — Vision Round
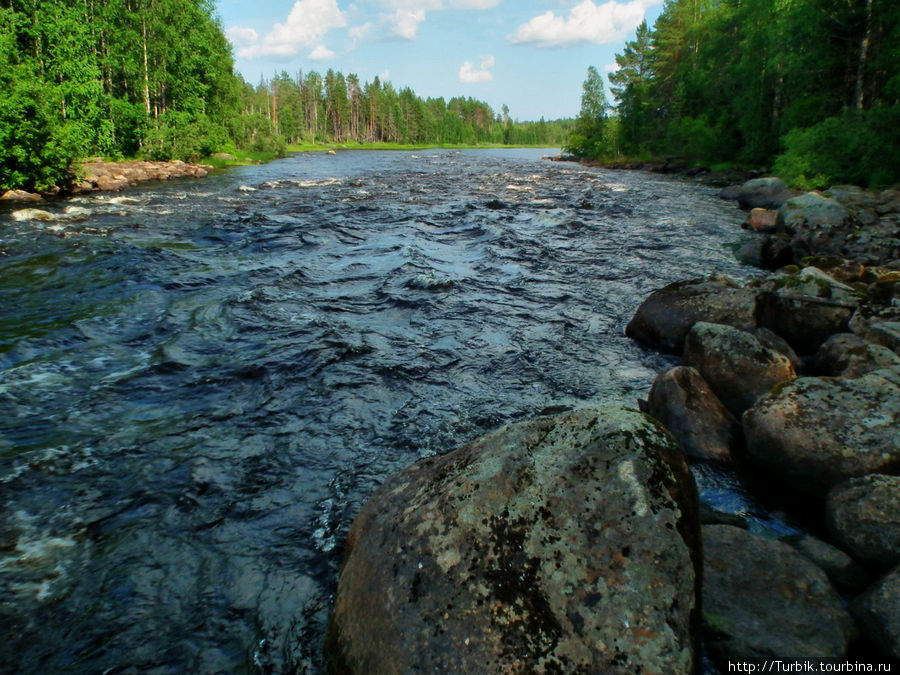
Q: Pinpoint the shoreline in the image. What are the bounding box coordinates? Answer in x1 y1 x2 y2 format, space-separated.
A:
1 144 563 203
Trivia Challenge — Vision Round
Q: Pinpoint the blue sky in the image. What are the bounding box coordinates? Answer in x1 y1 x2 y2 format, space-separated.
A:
215 0 666 122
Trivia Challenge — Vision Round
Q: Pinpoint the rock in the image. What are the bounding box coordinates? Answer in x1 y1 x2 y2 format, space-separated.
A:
732 177 793 210
10 208 55 222
329 407 700 674
826 475 900 569
851 566 900 662
849 304 900 353
95 175 128 191
327 149 337 155
780 192 850 232
646 366 740 463
683 322 796 417
798 255 868 283
212 153 235 160
744 208 780 232
755 267 863 354
702 525 856 663
814 333 900 377
743 367 900 496
782 533 870 591
484 199 507 210
868 270 900 305
736 234 794 269
751 327 803 372
626 276 758 354
1 189 42 201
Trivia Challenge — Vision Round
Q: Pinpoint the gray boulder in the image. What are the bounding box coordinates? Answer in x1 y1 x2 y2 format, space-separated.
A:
814 333 900 377
626 276 758 354
683 322 796 417
827 475 900 569
734 177 793 210
646 366 740 463
755 267 863 354
852 566 900 662
783 533 870 591
702 525 856 663
743 367 900 496
329 407 700 674
779 192 850 232
849 304 900 353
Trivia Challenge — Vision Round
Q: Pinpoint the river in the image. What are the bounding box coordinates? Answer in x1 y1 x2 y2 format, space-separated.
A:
1 149 771 672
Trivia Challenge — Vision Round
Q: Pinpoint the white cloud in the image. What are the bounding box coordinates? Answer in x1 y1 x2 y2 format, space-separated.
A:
448 0 500 7
308 45 336 60
237 0 347 58
349 22 374 40
508 0 659 48
459 55 494 83
226 26 259 48
604 62 620 73
385 8 427 40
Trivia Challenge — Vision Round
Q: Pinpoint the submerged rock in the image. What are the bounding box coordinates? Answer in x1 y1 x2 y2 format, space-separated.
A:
743 367 900 496
683 322 796 417
826 475 900 569
647 366 740 463
702 525 857 664
10 208 55 222
626 276 757 354
329 407 700 674
851 566 900 662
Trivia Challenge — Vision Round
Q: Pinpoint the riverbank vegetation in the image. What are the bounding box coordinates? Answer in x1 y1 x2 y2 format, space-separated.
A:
567 0 900 189
0 0 571 193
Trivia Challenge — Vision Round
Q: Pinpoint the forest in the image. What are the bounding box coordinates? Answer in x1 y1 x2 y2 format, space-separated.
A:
0 0 571 193
568 0 900 189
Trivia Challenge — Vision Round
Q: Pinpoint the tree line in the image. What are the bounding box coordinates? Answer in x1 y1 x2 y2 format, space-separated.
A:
568 0 900 188
0 0 571 193
238 72 573 151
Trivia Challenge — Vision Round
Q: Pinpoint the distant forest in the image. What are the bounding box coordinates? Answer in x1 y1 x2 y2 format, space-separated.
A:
568 0 900 188
0 0 571 192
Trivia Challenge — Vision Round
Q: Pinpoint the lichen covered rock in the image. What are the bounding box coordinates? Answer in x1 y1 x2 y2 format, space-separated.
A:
851 566 900 662
742 367 900 495
329 407 700 674
827 474 900 569
626 276 758 354
702 525 857 664
647 366 740 463
814 333 900 378
683 322 796 416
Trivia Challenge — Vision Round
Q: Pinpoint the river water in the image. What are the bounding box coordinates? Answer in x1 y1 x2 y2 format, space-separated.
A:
2 149 767 672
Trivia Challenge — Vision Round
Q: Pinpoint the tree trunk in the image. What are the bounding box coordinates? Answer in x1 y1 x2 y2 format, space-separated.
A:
854 0 873 109
142 16 151 116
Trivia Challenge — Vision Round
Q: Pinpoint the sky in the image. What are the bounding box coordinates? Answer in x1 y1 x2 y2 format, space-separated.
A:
215 0 666 122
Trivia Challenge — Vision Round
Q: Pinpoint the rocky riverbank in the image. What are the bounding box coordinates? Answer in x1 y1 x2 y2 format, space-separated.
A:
328 175 899 672
0 158 214 201
626 177 899 667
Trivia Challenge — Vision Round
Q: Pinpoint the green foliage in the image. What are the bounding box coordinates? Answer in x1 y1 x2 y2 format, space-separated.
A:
568 0 900 187
773 106 900 189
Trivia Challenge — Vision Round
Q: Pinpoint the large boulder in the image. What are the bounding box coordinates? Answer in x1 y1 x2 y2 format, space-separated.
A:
783 533 870 592
850 304 900 353
779 192 850 233
683 322 796 417
731 177 793 210
329 408 700 674
736 234 794 269
813 333 900 377
826 475 900 569
755 267 863 354
626 276 758 354
702 525 857 663
1 189 42 201
851 566 900 662
743 367 900 496
646 366 740 463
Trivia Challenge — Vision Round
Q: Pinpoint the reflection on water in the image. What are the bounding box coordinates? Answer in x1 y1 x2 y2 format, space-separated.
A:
1 149 757 672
